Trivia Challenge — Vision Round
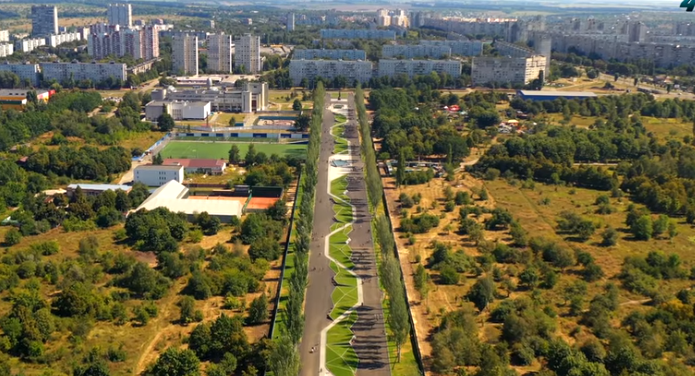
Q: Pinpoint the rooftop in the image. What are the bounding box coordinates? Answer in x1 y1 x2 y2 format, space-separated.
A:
518 90 598 97
164 158 226 168
67 183 132 191
135 164 184 171
135 180 241 217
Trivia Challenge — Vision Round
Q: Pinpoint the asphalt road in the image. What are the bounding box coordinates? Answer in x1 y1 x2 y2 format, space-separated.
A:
300 93 337 376
343 93 391 376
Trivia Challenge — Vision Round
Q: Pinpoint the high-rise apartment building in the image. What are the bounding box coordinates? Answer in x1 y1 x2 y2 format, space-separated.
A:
471 55 547 86
0 30 9 43
235 34 261 74
0 44 13 58
287 13 295 31
88 24 158 60
173 34 199 76
378 59 461 79
107 4 132 28
289 60 373 86
31 5 59 37
207 33 232 73
0 63 41 86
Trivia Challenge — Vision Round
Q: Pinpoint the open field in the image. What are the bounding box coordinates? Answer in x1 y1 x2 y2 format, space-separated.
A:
159 140 307 159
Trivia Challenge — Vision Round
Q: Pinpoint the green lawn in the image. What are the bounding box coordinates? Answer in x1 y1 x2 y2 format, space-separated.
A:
159 141 307 159
326 312 359 376
330 226 354 270
331 175 353 230
332 124 348 154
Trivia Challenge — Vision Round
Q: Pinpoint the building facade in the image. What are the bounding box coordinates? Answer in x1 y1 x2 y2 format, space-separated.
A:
289 59 374 86
0 30 9 43
293 49 367 60
89 25 158 60
173 34 199 76
378 59 462 79
0 44 13 58
235 34 261 74
152 81 268 113
471 55 547 86
0 89 49 110
145 100 211 120
382 44 451 59
134 164 184 187
15 38 46 53
320 29 396 40
107 4 132 28
419 39 483 56
31 5 58 37
41 61 127 84
207 33 232 73
287 13 295 31
0 63 40 86
495 39 551 77
47 32 82 48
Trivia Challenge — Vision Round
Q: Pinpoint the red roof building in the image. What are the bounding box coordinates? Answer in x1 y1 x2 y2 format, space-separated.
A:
163 158 227 175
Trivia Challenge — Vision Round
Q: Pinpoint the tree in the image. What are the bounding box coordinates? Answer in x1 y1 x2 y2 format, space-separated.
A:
195 212 220 236
631 215 653 240
396 149 406 188
145 348 200 376
601 226 618 246
229 145 241 164
388 288 410 362
292 99 302 111
245 144 257 166
229 116 237 127
269 336 300 376
4 228 21 246
466 276 495 312
179 296 196 325
157 113 175 132
247 293 268 325
74 360 111 376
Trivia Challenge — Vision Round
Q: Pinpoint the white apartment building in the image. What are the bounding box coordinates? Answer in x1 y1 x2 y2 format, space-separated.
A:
0 44 13 58
289 59 374 86
173 34 199 76
320 29 396 40
293 49 367 60
382 44 451 59
88 25 158 60
47 32 82 48
0 30 9 43
152 81 268 113
107 4 133 28
235 34 261 74
0 63 40 86
41 61 127 84
15 38 46 53
31 5 58 37
378 59 462 79
471 55 547 86
144 100 211 121
134 164 184 187
495 39 551 77
207 33 232 73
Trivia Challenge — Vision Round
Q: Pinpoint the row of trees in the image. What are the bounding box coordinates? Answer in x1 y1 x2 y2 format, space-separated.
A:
356 86 412 362
267 82 325 376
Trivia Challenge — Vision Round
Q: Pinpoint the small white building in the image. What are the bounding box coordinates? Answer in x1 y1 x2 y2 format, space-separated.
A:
145 100 211 121
134 164 184 187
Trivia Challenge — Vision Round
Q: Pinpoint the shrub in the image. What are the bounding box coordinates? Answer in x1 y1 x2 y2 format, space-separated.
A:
399 193 414 208
401 213 440 234
439 265 460 285
485 168 501 181
601 227 618 246
631 215 653 240
4 229 21 246
444 201 456 212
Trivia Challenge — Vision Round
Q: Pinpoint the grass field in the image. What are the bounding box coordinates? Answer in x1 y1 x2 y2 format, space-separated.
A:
159 141 307 159
326 312 359 376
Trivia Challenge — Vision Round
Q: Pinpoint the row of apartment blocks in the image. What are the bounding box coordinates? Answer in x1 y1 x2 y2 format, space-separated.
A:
320 29 397 40
172 33 260 76
530 30 695 68
293 49 367 60
382 40 483 58
0 31 86 57
423 16 546 43
0 61 126 86
88 24 159 61
288 59 462 86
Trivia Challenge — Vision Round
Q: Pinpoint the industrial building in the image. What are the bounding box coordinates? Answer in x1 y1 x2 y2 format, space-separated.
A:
151 81 268 113
107 3 133 28
293 49 366 60
382 44 451 59
41 61 127 84
235 34 261 74
145 100 211 121
163 158 227 175
471 55 547 86
0 89 50 110
133 180 242 222
134 164 184 187
378 59 462 79
67 183 132 198
31 5 58 37
173 34 199 76
289 59 374 86
320 29 396 40
516 90 597 101
207 33 232 73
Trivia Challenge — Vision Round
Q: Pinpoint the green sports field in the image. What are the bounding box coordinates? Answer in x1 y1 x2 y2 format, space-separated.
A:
159 141 307 159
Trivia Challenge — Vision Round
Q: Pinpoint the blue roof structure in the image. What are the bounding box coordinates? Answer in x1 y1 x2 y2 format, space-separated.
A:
517 90 597 101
